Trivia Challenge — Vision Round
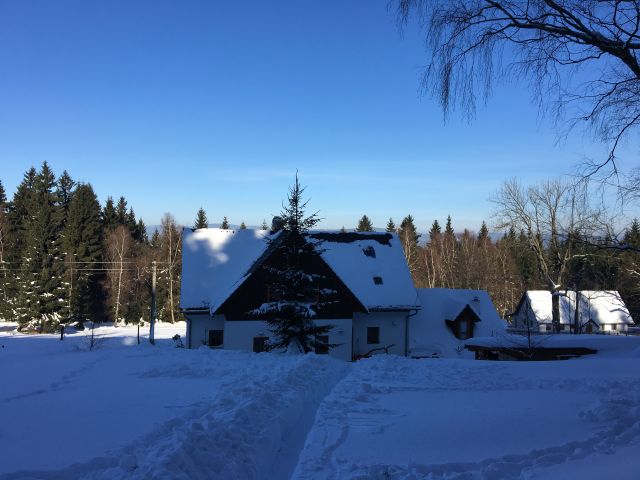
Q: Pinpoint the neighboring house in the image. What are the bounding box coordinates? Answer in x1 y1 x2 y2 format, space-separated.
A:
409 288 506 358
510 290 634 334
180 227 420 361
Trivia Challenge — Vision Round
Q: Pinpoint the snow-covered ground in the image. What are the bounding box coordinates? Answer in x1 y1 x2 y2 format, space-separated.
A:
1 322 639 479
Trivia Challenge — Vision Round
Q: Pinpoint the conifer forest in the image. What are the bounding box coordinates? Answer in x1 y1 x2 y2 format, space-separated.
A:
1 163 639 331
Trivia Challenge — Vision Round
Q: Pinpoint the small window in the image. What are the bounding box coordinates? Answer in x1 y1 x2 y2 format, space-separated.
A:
208 329 224 347
363 246 376 258
373 276 383 285
611 323 617 331
253 336 269 353
367 326 380 344
458 319 468 337
315 335 329 355
545 324 552 332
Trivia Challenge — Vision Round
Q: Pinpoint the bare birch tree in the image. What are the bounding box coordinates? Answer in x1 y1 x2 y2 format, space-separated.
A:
104 225 133 325
158 213 182 323
492 178 601 329
396 1 640 184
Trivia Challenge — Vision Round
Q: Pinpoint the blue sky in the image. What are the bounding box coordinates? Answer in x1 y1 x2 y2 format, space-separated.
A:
0 0 636 231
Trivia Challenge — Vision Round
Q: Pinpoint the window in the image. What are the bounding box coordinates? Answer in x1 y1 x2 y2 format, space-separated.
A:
545 324 552 332
458 319 468 337
373 276 383 285
367 326 380 344
208 329 224 347
253 336 269 353
611 323 618 331
315 335 329 355
363 246 376 258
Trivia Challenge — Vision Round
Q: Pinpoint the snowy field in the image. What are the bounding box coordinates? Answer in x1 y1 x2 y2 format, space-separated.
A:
1 323 639 479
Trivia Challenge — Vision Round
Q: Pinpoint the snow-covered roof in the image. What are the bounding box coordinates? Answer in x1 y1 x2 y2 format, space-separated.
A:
180 228 275 311
309 232 419 311
409 288 507 358
521 290 633 326
180 229 419 314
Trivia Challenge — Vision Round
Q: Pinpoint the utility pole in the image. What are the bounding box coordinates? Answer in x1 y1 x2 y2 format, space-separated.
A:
150 261 157 345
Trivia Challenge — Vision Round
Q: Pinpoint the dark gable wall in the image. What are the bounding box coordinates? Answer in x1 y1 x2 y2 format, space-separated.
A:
218 244 365 321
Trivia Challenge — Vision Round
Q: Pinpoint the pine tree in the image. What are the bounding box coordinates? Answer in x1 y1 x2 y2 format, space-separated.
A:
239 221 247 230
63 184 102 326
261 219 269 230
340 226 347 233
221 216 230 229
356 214 374 232
386 217 396 233
194 208 208 229
429 219 441 241
252 173 333 353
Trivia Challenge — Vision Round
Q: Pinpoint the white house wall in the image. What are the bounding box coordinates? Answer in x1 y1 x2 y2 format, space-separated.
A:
187 314 225 349
352 311 407 357
188 316 353 361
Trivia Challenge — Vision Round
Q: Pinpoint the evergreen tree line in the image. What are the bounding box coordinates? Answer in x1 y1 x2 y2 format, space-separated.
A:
0 163 183 331
353 213 640 320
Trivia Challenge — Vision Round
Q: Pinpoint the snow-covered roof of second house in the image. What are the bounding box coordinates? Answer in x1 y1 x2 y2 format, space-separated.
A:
409 288 507 358
180 229 419 314
308 232 419 311
180 228 275 311
522 290 633 325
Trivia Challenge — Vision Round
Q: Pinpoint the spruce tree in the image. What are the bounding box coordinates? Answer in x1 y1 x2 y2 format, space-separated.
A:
261 219 269 230
624 219 640 247
478 221 489 242
116 196 128 225
194 208 208 229
445 215 454 237
126 207 137 234
239 221 247 229
56 170 75 218
252 173 333 353
221 216 230 229
136 218 148 244
356 214 374 232
386 217 396 233
0 180 10 320
429 219 441 241
63 184 103 326
102 197 118 231
19 162 67 331
0 179 6 205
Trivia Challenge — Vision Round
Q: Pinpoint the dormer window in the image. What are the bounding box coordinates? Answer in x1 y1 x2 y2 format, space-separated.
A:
363 246 376 258
373 276 383 285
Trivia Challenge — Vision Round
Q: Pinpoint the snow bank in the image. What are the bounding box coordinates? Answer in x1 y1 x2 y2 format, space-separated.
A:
293 355 640 479
0 323 348 479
